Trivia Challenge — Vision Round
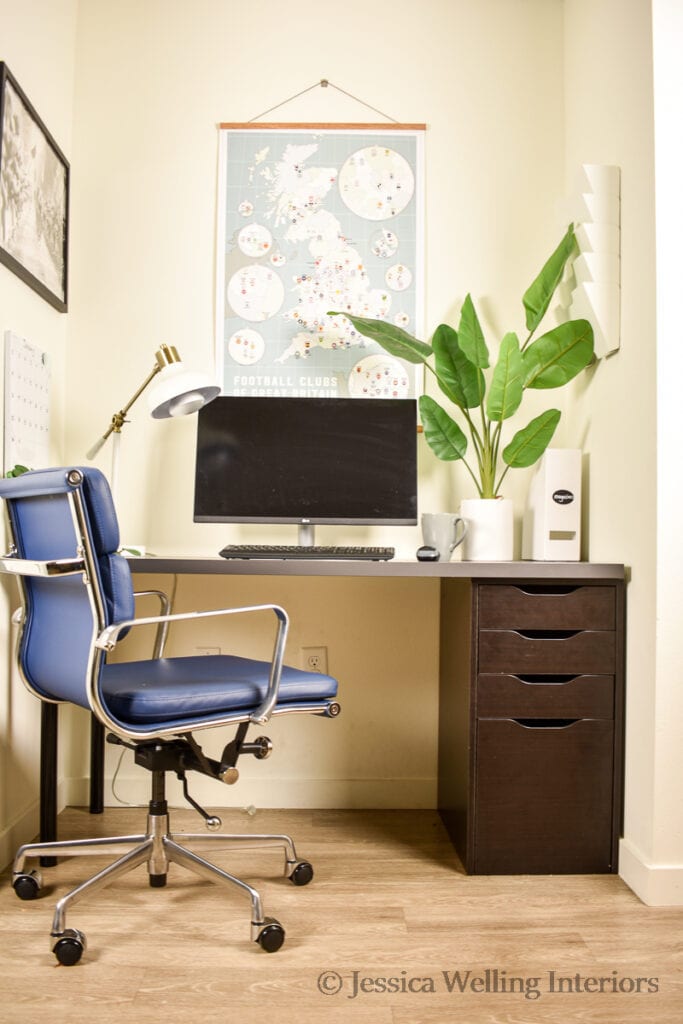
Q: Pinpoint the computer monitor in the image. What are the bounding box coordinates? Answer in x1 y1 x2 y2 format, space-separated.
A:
193 396 418 544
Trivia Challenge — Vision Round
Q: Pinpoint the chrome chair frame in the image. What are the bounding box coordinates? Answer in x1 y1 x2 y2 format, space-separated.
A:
1 468 339 964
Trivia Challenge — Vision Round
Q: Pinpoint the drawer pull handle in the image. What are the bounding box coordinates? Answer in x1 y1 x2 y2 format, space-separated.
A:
515 674 579 685
516 629 580 640
513 718 579 729
515 585 579 596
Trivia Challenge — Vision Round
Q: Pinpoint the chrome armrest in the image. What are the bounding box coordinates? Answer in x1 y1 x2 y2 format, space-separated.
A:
96 603 289 724
0 555 85 578
133 589 171 658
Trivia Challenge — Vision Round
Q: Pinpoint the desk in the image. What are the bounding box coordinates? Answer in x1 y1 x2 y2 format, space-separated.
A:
129 556 623 582
53 558 626 874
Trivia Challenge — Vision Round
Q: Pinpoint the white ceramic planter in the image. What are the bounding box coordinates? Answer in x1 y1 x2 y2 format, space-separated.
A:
460 498 514 561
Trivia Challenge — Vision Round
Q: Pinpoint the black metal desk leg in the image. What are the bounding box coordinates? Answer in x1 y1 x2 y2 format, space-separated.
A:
89 714 105 814
39 703 58 867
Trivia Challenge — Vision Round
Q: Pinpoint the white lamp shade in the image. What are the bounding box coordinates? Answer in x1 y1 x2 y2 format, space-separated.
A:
146 363 220 419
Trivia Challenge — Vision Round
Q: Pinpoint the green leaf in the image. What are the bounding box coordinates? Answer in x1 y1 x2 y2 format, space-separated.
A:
419 394 468 461
432 323 485 409
522 319 594 389
458 294 489 368
486 332 524 422
326 311 432 364
502 409 561 468
522 225 577 334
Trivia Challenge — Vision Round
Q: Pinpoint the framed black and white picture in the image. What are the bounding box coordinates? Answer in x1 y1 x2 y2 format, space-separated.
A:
0 63 69 312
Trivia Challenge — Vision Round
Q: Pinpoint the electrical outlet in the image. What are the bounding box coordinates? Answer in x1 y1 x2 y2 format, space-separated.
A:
301 645 328 674
196 646 220 656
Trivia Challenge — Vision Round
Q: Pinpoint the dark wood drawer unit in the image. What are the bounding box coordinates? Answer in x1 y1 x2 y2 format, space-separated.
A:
476 673 615 719
479 628 616 675
478 584 616 630
438 577 625 875
474 718 616 874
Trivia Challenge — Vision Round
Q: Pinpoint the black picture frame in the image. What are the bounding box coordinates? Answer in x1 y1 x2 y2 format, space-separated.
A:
0 63 69 312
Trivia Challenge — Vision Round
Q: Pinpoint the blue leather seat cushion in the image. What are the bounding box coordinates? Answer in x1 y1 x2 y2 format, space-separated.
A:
101 655 338 725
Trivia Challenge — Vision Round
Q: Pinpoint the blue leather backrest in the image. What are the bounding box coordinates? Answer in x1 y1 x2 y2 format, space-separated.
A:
0 467 134 707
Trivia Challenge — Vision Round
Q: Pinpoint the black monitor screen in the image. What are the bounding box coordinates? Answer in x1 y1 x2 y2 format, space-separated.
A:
194 396 417 526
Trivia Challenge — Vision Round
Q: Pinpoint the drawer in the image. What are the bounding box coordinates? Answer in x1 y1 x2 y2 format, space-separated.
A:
478 584 615 630
473 717 616 873
476 673 614 719
479 628 616 674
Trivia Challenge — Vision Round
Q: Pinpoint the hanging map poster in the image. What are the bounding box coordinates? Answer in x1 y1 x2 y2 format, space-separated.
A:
216 124 425 399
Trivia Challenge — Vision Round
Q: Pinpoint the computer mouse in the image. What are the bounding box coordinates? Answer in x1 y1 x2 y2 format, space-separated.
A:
416 545 440 562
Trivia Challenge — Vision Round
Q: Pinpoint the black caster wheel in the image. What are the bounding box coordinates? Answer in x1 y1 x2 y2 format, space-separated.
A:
289 860 314 886
256 918 285 953
53 928 86 966
13 870 42 900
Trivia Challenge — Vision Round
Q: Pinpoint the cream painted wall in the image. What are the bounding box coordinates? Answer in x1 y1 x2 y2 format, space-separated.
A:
64 0 566 810
649 0 683 898
562 0 683 905
4 1 678 907
67 0 566 552
0 0 78 867
107 573 441 811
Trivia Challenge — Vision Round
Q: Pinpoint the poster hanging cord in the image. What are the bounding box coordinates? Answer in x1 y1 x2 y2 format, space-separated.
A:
247 79 401 124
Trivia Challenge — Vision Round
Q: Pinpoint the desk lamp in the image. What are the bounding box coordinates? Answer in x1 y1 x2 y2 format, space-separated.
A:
86 343 219 499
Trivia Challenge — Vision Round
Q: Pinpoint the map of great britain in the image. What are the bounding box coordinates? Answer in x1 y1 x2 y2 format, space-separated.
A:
218 128 422 398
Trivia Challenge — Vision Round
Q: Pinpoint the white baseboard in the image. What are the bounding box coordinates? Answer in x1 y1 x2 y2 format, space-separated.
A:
1 774 435 871
0 800 39 872
619 837 683 906
0 779 71 871
70 775 437 812
1 776 119 870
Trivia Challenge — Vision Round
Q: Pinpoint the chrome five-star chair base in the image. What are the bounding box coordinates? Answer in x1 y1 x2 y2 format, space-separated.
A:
13 747 314 966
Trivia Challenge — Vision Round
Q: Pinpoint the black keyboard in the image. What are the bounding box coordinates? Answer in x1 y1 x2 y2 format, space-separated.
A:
219 544 395 561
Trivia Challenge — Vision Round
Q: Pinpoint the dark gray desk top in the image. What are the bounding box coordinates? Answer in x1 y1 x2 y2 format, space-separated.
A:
128 556 625 581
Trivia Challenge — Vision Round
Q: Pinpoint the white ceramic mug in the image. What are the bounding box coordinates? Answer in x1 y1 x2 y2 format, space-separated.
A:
421 512 467 562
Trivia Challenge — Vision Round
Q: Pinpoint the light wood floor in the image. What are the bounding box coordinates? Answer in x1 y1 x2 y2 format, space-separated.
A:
0 806 681 1023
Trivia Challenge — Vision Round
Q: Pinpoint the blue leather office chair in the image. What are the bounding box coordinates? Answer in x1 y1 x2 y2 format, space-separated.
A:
0 466 340 965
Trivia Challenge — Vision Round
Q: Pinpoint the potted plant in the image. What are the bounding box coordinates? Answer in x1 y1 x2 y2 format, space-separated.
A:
328 224 594 559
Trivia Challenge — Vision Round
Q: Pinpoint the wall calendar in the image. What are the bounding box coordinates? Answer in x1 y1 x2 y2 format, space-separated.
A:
3 330 50 473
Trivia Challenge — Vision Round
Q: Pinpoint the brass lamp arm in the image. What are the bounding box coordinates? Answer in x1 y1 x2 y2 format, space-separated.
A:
86 344 181 459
